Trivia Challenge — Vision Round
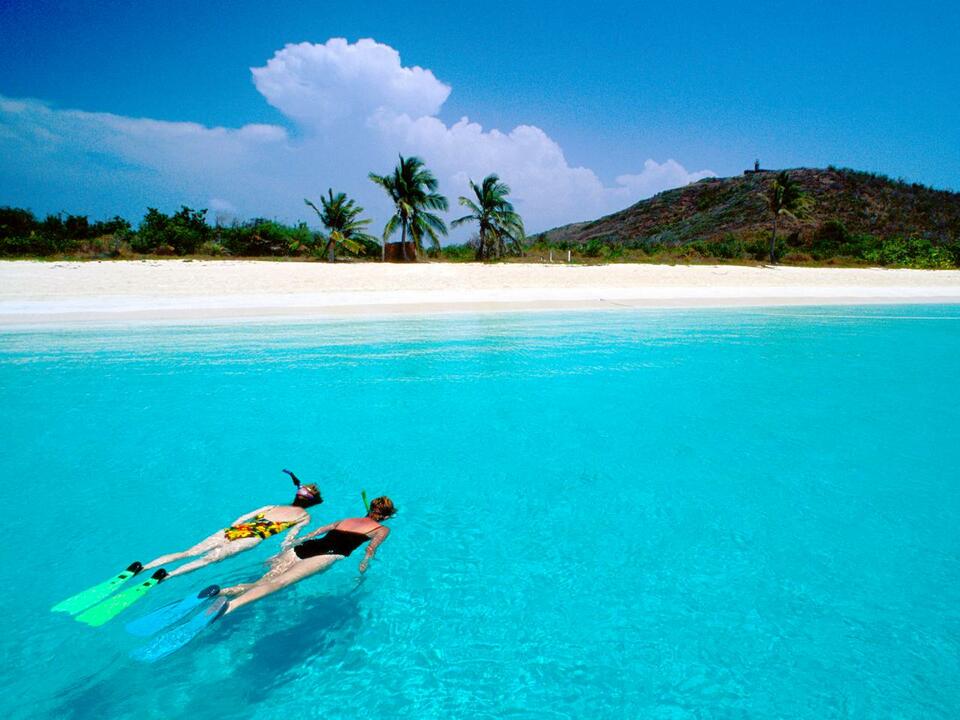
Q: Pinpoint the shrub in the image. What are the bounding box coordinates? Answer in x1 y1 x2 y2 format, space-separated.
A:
79 236 116 257
745 237 772 261
862 237 955 268
134 208 169 253
682 241 709 258
712 234 746 259
581 238 604 257
356 236 382 258
816 219 850 244
785 230 803 248
600 243 625 260
198 240 228 256
129 230 155 254
0 207 38 238
221 220 286 256
284 223 315 256
137 206 210 255
0 235 39 256
439 243 474 261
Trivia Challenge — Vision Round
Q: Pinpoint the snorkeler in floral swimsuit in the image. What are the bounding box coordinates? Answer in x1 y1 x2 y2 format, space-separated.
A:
143 469 322 578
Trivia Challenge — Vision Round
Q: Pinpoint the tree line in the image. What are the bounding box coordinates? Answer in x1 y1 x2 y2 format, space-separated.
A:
0 155 524 262
2 164 957 268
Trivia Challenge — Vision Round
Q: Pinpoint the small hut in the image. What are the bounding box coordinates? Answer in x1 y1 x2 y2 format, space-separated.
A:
383 241 418 262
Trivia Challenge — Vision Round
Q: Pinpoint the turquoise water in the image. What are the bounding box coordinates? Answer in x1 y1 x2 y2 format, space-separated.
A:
1 306 958 719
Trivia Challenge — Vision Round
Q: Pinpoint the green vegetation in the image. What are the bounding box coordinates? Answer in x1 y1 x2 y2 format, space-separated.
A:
524 228 959 268
305 190 376 262
2 166 958 268
0 207 132 256
0 205 377 260
369 155 448 261
451 174 525 260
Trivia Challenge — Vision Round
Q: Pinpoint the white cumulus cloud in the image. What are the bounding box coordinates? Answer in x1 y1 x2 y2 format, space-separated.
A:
252 38 450 127
614 160 716 200
0 37 714 237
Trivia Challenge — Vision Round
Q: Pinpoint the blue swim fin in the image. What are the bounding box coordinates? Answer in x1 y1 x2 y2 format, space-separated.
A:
125 585 221 637
130 596 229 663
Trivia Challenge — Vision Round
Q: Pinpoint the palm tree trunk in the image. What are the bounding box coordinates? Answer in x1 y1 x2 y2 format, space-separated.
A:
327 239 335 263
769 215 778 264
401 221 409 261
475 229 484 261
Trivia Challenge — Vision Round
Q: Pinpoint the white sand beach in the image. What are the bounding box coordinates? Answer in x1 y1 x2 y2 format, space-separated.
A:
1 260 959 326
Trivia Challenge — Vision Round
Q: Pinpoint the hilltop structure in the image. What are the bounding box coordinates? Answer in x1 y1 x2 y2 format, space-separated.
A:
744 159 770 175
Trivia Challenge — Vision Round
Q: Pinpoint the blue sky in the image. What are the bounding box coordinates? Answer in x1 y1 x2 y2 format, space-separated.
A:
1 0 958 233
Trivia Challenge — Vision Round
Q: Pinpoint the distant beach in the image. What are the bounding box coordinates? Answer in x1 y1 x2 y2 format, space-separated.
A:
2 260 959 326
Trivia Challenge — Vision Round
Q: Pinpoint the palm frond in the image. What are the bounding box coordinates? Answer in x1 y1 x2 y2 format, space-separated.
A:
418 211 448 236
382 214 401 242
450 214 478 228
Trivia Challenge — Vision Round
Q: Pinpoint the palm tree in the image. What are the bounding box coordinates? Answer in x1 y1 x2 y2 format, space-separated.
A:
451 174 525 260
304 190 376 262
369 155 448 261
766 171 809 264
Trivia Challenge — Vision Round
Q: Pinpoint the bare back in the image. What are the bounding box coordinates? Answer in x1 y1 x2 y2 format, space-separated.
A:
232 504 310 527
335 515 384 535
262 505 310 523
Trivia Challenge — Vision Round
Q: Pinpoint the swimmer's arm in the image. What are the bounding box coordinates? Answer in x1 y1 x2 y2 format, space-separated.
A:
359 527 390 573
280 515 310 550
297 521 340 542
229 505 273 526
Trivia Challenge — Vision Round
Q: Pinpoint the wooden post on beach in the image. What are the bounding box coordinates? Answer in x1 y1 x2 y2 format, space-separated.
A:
549 250 553 263
567 250 571 263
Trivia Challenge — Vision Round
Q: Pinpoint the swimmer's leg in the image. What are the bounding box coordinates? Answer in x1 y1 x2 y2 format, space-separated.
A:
166 536 261 578
264 548 299 579
220 583 253 597
223 554 342 615
220 549 297 596
143 531 225 570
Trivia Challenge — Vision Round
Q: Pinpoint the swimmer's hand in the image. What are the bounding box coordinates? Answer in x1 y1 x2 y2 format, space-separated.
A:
358 559 369 573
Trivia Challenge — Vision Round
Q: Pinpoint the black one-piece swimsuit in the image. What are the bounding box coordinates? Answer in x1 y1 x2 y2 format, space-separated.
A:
294 528 372 559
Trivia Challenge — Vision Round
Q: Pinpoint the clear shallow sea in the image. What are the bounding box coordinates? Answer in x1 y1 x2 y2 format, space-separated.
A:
1 306 958 720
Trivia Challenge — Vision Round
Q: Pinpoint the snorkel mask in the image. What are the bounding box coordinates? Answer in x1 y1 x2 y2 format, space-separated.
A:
296 483 322 502
283 468 323 504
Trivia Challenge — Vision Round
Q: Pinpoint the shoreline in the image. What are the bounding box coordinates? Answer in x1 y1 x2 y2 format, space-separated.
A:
2 260 959 327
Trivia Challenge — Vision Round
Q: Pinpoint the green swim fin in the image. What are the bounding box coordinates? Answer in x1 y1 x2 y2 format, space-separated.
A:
51 562 144 615
76 569 168 627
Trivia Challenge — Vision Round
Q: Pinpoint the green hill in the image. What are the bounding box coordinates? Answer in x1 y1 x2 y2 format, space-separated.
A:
534 167 960 266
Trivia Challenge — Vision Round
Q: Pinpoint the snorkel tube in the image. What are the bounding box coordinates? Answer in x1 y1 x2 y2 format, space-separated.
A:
284 468 322 506
361 489 370 512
